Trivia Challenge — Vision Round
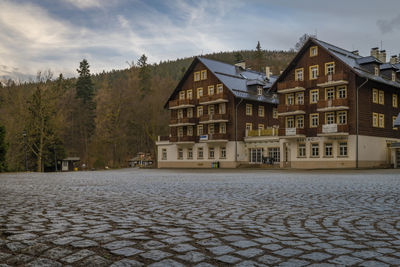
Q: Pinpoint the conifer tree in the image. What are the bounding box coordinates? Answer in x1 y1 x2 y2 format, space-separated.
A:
254 41 264 72
0 124 7 172
137 54 152 96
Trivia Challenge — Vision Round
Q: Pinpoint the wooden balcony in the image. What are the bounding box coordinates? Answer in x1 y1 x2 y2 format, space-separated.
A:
246 128 279 137
169 99 195 109
169 136 197 143
169 117 197 126
277 104 306 116
199 93 229 104
277 80 306 93
317 124 349 136
199 113 229 123
316 72 349 87
317 98 349 111
279 128 305 137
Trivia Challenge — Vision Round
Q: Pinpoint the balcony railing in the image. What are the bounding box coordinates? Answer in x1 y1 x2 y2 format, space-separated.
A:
246 128 279 137
199 133 229 141
199 113 229 123
277 80 306 91
277 104 306 114
169 136 197 143
316 72 349 87
317 98 349 109
169 117 197 125
199 93 228 104
279 128 305 136
317 124 349 135
169 99 195 109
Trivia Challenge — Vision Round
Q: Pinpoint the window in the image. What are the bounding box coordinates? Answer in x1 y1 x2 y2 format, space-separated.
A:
258 106 265 117
286 116 295 128
197 87 203 99
194 71 200 81
268 147 280 162
197 106 203 117
219 103 226 114
379 114 385 128
177 109 183 119
339 142 348 157
162 149 167 160
187 108 193 118
208 85 214 96
286 93 294 105
310 113 319 128
197 125 203 135
209 147 215 159
298 143 306 158
372 112 379 127
178 148 183 159
178 127 183 137
187 126 193 136
325 112 335 124
310 65 319 80
187 89 193 100
220 147 226 159
220 123 226 134
296 92 304 105
258 124 264 130
311 143 319 157
393 94 398 108
208 124 215 134
208 105 215 115
257 87 263 96
246 123 252 131
201 70 207 80
325 87 335 100
246 104 252 116
337 86 347 99
324 143 333 157
310 89 319 103
296 115 304 128
198 147 203 159
216 84 223 94
393 116 398 130
379 90 384 105
372 89 378 103
337 111 347 125
374 66 379 76
392 72 397 82
179 91 185 100
310 46 318 57
273 108 278 119
188 148 193 159
325 62 335 75
250 148 263 163
295 68 304 81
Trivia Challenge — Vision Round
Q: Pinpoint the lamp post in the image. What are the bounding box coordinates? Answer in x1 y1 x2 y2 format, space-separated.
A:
23 130 28 171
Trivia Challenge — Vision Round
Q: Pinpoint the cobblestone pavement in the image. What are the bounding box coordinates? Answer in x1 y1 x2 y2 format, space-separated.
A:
1 169 400 266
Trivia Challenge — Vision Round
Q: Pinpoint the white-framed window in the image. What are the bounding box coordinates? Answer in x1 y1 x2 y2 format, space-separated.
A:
392 71 397 82
337 86 347 99
246 123 252 131
258 106 265 117
257 87 263 96
187 126 193 136
197 106 203 118
295 68 304 81
187 108 193 118
339 142 348 157
162 149 167 160
198 147 203 159
250 148 263 163
208 85 214 96
379 114 385 128
220 123 226 134
372 89 378 103
296 92 304 105
326 88 335 100
286 116 295 128
208 124 215 134
311 143 319 157
310 65 319 80
337 111 347 125
188 148 193 159
209 147 215 159
268 147 280 162
220 147 226 159
197 87 203 99
298 143 306 158
246 104 252 116
273 108 278 119
374 66 379 76
324 143 333 157
296 115 304 128
286 93 294 105
393 94 398 108
187 89 193 100
378 90 384 105
310 113 319 127
219 103 226 114
326 112 335 124
178 127 183 137
197 125 203 135
325 62 335 75
179 91 185 100
372 113 379 127
310 89 319 103
201 70 207 80
310 46 318 57
178 148 183 160
194 72 200 81
208 105 215 115
177 109 184 119
216 84 223 94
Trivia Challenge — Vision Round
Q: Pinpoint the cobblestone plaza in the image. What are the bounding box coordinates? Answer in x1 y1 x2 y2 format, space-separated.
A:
0 169 400 266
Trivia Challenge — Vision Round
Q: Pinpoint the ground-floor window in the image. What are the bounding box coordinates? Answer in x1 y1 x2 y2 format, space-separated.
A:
178 148 183 160
298 143 306 158
339 142 348 157
268 147 280 162
188 148 193 159
311 143 319 157
209 147 215 159
198 147 204 159
162 149 167 160
250 148 263 163
324 143 333 157
220 147 226 159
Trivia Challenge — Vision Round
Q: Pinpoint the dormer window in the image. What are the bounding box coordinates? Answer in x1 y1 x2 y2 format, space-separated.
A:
392 71 396 82
374 66 379 76
257 87 263 96
310 46 318 57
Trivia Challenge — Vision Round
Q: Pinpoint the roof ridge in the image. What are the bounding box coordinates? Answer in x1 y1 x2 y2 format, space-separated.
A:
314 38 362 58
198 56 266 76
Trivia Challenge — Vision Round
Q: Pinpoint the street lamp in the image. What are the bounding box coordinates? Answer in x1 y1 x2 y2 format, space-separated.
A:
23 130 28 171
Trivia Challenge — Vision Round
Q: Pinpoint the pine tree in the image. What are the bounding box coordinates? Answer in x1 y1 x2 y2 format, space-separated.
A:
137 54 152 96
254 41 264 72
0 124 7 172
76 59 95 103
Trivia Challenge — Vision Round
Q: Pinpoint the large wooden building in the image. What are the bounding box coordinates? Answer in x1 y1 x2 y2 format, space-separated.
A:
157 38 400 168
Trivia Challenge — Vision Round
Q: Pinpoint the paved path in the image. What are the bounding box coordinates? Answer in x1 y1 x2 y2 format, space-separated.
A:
0 169 400 266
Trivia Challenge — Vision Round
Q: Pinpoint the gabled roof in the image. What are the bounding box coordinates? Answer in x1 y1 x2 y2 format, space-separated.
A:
380 63 398 70
164 57 278 108
273 37 400 89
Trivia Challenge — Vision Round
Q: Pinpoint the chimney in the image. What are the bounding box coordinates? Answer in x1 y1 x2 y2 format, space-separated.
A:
371 47 379 59
379 50 386 63
351 50 359 56
265 66 271 79
235 61 246 69
390 55 398 64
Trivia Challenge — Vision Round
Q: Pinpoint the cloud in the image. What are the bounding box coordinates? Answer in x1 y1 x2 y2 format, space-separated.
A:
62 0 105 9
377 14 400 34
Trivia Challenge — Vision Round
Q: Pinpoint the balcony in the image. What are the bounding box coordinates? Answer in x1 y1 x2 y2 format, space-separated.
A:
169 117 197 127
317 98 349 112
277 80 306 93
199 133 228 143
277 104 306 116
316 72 349 87
169 136 197 143
279 127 305 138
169 99 195 109
246 128 279 137
199 93 229 105
199 113 229 124
317 124 349 136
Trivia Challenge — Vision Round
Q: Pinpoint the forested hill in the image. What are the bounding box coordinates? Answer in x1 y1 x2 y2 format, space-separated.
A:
0 49 295 172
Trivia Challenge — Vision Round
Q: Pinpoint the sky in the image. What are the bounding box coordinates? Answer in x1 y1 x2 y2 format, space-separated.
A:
1 0 400 81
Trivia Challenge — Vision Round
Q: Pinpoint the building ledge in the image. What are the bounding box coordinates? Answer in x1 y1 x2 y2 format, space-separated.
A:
278 110 306 116
281 135 306 139
317 106 349 112
169 104 195 110
200 139 228 143
244 136 279 142
317 80 348 87
169 123 196 127
278 87 306 94
317 133 349 137
199 120 229 124
199 99 229 105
